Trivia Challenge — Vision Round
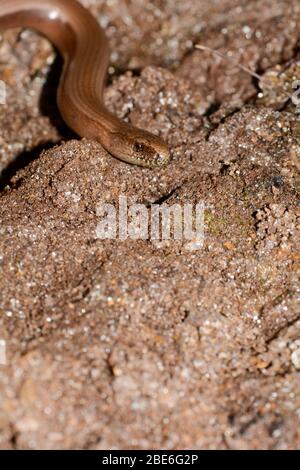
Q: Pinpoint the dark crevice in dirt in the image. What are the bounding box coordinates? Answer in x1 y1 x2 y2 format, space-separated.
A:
270 367 293 379
276 97 293 113
204 105 245 141
39 53 77 140
180 309 190 322
0 142 55 192
260 289 293 315
203 100 221 118
270 175 285 188
82 434 103 450
150 184 185 205
265 314 300 344
268 418 285 439
9 424 19 450
219 162 234 175
239 412 262 436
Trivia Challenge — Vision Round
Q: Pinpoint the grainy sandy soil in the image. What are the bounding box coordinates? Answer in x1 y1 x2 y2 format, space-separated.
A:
0 0 300 449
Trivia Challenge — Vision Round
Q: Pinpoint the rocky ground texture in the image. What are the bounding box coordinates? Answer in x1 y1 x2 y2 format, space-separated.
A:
0 0 300 449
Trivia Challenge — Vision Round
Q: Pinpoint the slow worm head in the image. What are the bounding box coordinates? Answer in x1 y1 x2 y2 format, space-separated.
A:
0 0 170 168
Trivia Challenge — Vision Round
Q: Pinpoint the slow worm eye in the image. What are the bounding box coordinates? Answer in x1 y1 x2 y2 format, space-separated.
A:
133 142 144 153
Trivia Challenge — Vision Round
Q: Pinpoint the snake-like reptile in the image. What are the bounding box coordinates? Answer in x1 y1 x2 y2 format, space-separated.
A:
0 0 170 167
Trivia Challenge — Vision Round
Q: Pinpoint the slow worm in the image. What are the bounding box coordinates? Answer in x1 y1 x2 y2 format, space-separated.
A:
0 0 170 167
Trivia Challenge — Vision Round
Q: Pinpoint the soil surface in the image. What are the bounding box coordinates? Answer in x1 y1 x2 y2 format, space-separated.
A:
0 0 300 450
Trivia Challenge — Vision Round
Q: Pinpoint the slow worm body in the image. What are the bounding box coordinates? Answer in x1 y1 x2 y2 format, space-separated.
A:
0 0 170 167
